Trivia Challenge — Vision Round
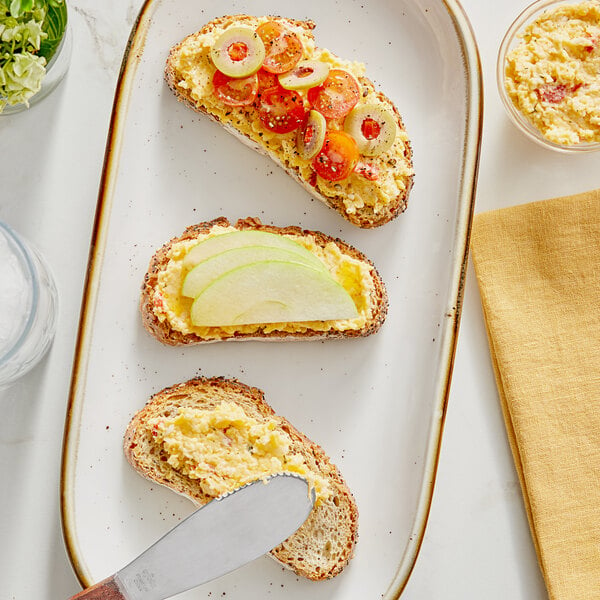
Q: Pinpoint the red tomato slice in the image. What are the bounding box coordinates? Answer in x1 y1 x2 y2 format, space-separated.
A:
312 131 359 182
307 69 361 119
258 88 306 134
256 21 303 74
212 70 258 106
256 68 280 97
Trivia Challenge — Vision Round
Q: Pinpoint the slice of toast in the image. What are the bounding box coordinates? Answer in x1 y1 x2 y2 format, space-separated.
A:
124 377 359 580
165 15 414 228
140 217 388 345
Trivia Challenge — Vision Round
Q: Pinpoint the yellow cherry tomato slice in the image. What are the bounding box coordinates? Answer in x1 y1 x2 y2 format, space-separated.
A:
256 21 303 74
312 131 359 182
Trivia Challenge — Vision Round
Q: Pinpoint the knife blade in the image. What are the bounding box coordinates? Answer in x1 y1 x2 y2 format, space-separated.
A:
69 473 314 600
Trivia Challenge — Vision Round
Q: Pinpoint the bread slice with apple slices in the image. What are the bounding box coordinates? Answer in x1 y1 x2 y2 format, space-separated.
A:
124 376 359 580
165 15 414 228
141 217 388 344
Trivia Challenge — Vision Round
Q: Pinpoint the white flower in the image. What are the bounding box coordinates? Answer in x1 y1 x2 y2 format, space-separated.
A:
1 51 46 106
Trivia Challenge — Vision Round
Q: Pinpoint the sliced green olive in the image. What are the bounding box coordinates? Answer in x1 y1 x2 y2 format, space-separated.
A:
278 60 330 90
343 103 396 156
211 27 266 78
297 110 327 160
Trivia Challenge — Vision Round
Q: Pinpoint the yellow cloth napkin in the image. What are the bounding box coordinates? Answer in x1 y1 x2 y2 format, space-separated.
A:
470 188 600 600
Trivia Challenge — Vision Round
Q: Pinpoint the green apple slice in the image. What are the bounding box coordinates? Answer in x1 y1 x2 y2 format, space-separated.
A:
183 230 327 272
190 261 358 326
182 245 326 298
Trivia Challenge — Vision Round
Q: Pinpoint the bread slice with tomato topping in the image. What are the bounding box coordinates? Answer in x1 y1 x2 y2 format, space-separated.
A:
124 376 359 580
140 217 388 344
165 15 414 228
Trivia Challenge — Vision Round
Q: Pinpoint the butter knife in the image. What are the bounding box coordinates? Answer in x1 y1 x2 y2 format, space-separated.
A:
68 473 314 600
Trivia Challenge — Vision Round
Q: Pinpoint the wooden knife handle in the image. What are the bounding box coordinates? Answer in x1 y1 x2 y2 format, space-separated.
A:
69 576 127 600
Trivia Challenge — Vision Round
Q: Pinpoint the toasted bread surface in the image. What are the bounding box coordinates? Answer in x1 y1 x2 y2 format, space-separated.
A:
140 217 388 345
165 15 414 228
124 377 359 580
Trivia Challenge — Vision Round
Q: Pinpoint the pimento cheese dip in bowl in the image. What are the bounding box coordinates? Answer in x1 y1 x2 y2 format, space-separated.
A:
497 0 600 152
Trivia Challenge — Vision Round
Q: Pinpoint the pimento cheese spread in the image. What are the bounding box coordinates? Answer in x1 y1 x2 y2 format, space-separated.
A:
147 402 330 502
504 1 600 145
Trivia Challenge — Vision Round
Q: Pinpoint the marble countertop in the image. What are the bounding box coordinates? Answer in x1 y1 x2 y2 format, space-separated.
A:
1 0 597 597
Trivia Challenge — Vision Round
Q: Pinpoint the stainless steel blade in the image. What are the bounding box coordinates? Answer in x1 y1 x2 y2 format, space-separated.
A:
114 473 314 600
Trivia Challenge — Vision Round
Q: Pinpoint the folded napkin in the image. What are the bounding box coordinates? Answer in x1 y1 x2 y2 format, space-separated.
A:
470 189 600 600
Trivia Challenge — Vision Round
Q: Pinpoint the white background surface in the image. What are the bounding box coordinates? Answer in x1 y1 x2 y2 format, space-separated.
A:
1 0 598 597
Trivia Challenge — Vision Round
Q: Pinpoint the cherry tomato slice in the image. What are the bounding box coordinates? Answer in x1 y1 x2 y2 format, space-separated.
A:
212 70 258 106
312 131 359 182
256 68 281 96
256 21 303 74
307 69 361 120
259 87 306 134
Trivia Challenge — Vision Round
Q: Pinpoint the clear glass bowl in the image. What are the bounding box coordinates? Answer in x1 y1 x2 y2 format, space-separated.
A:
0 12 72 116
0 222 58 387
497 0 600 153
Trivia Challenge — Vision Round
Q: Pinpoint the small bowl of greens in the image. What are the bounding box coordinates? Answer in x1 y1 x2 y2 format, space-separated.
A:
0 0 70 114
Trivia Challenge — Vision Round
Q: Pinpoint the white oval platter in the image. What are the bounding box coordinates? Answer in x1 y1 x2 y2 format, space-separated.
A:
61 0 482 598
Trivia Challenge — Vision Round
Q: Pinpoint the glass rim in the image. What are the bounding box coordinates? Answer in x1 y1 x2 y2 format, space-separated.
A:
0 222 39 365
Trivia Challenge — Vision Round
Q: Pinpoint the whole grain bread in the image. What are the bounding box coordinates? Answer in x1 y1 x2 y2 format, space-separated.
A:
140 216 388 345
124 377 359 580
165 15 414 228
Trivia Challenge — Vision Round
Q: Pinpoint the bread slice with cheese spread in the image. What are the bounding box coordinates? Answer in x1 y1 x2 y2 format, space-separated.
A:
140 217 388 345
124 376 359 580
165 15 414 228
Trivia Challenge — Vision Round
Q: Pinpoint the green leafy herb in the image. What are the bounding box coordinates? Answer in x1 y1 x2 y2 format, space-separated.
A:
0 0 67 111
39 0 67 61
9 0 35 18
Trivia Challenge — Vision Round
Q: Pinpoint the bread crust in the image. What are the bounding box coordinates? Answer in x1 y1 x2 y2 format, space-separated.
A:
140 216 388 345
124 377 359 580
165 15 414 228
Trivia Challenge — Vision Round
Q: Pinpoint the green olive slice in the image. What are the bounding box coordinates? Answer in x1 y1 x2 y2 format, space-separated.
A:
211 27 266 78
278 60 330 90
297 110 327 160
344 103 396 156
